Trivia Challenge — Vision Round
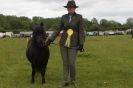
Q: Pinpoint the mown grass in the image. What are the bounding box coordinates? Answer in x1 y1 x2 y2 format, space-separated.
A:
0 35 133 88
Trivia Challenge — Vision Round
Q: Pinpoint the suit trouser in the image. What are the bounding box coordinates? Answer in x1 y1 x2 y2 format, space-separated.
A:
60 45 78 83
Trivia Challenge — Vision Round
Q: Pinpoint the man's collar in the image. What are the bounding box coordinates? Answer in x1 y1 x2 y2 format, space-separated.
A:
68 12 76 16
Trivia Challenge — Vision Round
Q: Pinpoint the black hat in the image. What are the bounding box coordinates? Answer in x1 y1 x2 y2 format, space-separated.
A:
64 0 79 8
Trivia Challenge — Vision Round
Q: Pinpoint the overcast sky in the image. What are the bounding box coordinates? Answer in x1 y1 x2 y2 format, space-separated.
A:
0 0 133 24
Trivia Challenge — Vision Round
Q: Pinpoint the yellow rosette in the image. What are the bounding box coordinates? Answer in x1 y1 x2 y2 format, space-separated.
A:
65 29 73 47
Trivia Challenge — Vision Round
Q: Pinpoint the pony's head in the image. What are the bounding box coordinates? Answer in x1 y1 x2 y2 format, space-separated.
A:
34 35 46 48
32 24 46 48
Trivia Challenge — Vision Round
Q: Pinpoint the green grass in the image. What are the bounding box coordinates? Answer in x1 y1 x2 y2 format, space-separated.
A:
0 35 133 88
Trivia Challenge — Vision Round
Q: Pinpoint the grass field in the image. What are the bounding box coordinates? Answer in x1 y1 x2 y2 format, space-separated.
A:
0 35 133 88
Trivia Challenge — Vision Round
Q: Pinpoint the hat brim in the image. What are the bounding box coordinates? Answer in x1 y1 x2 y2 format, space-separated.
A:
64 6 79 8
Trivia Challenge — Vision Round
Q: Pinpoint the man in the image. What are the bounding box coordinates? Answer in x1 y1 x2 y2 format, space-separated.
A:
46 0 85 87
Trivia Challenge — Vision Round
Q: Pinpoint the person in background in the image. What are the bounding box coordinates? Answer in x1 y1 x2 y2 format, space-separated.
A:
46 0 85 87
131 29 133 38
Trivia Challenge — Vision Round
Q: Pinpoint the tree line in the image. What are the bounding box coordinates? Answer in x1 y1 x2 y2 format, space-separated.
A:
0 14 133 33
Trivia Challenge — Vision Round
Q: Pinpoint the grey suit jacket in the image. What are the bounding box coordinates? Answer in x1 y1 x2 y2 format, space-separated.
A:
49 13 85 47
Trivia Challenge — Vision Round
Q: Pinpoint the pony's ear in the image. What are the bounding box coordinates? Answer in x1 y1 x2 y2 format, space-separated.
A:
40 22 44 26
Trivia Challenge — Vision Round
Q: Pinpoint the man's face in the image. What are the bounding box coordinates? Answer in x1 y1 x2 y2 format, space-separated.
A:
67 7 76 14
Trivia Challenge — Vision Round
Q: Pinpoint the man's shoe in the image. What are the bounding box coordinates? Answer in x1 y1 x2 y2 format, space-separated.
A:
59 82 69 88
71 81 77 88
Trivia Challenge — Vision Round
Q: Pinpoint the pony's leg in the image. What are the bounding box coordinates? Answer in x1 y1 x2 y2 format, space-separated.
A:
41 66 46 84
41 71 45 84
31 65 36 84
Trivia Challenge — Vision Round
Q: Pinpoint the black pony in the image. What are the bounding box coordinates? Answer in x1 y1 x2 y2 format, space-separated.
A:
26 23 49 84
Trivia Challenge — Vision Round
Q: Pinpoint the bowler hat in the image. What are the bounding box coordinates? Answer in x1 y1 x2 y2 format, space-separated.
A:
64 0 79 8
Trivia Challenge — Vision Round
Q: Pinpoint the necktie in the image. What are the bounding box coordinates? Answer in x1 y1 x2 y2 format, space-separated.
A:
69 15 72 23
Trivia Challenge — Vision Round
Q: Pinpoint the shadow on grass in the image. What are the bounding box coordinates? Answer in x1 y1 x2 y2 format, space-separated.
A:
78 51 97 58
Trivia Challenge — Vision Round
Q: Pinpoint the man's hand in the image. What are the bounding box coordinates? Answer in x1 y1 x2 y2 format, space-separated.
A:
46 39 52 46
78 44 84 52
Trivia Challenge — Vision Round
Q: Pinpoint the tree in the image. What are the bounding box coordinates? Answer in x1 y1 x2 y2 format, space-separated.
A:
126 17 133 27
90 18 100 31
0 14 130 32
89 24 99 31
91 18 98 24
19 16 31 31
83 18 91 31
